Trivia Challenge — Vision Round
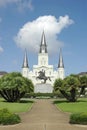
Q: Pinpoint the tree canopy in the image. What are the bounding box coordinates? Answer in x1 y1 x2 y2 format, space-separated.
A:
0 72 34 102
79 75 87 95
53 75 87 102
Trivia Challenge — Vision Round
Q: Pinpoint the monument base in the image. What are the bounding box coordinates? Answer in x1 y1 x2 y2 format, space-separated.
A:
34 83 53 93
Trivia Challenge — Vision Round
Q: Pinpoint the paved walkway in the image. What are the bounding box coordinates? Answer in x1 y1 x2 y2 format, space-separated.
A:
0 99 87 130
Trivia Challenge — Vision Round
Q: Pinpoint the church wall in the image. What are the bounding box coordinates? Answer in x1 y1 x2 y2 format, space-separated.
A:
38 53 48 66
58 68 65 79
27 68 58 86
22 32 65 93
22 68 29 78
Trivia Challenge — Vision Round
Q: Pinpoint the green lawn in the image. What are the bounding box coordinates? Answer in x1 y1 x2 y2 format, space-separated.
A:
0 98 34 113
54 98 87 113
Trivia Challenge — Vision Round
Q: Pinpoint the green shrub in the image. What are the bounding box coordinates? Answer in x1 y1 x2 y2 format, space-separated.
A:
0 72 34 102
70 113 87 125
0 108 21 125
24 92 63 98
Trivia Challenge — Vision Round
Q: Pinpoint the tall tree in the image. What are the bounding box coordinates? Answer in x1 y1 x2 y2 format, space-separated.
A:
53 75 80 102
79 76 87 95
0 72 34 102
64 76 80 102
53 78 63 92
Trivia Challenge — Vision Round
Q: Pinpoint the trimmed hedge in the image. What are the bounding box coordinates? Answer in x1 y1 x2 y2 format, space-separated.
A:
0 108 21 125
24 92 64 98
70 113 87 125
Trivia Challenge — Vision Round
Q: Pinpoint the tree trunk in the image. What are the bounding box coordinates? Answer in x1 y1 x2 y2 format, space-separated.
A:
80 86 85 95
0 91 8 101
59 89 77 102
70 88 76 102
59 89 71 101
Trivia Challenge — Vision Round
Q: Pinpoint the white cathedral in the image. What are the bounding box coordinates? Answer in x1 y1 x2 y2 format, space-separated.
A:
22 31 65 93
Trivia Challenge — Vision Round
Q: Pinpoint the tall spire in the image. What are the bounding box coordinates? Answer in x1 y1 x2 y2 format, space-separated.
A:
22 49 29 68
39 31 47 53
58 48 64 68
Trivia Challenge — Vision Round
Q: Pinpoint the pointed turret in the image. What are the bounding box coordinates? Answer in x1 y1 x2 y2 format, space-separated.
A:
39 31 47 53
58 48 64 68
22 49 29 78
22 49 29 68
58 48 65 79
38 31 48 66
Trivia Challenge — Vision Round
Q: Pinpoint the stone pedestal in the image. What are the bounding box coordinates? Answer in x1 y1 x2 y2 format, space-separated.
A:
34 83 53 93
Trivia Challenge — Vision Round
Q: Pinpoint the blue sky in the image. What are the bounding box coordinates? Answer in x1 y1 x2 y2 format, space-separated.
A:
0 0 87 76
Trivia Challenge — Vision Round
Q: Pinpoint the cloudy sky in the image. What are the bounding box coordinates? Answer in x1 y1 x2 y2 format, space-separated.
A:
0 0 87 76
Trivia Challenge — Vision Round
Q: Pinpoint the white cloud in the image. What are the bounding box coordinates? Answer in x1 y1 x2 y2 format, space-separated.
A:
15 15 74 54
0 46 4 53
0 0 33 11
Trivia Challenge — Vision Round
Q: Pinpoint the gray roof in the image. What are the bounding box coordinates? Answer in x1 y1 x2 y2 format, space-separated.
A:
78 72 87 76
22 49 29 68
58 48 64 68
0 71 8 75
39 31 47 53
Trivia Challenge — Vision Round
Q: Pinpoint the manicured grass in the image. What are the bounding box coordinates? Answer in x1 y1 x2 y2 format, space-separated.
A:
54 98 87 113
0 98 34 113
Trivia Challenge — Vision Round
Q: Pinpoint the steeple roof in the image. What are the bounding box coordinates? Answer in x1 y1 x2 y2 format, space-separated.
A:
39 31 47 53
58 48 64 68
22 49 29 68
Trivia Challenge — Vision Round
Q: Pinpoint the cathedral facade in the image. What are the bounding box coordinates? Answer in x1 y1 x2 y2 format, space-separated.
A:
22 32 65 92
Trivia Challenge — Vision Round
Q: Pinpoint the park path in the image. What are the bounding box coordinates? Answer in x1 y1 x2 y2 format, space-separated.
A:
0 99 87 130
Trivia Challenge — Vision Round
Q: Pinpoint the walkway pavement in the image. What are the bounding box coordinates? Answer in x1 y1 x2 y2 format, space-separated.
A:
0 99 87 130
